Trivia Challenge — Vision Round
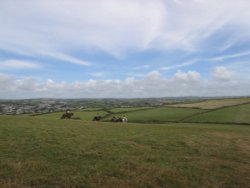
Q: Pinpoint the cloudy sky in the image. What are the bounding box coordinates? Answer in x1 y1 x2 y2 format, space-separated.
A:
0 0 250 99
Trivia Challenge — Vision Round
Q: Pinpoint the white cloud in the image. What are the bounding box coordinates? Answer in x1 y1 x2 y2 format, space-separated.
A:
0 60 41 69
0 73 16 90
145 71 162 80
16 77 39 91
212 66 232 81
173 70 201 82
0 70 249 99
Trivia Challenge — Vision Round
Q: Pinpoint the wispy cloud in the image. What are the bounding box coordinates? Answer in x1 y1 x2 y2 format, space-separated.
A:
0 60 41 69
0 0 165 57
39 51 91 66
160 59 199 71
1 0 250 57
159 50 250 72
209 51 250 61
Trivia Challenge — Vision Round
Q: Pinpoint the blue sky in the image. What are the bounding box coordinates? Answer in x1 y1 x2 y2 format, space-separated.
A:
0 0 250 98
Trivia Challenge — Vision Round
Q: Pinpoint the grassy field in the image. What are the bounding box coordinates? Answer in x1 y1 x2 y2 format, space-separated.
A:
185 103 250 124
1 116 249 188
167 97 250 109
104 107 207 123
109 107 152 113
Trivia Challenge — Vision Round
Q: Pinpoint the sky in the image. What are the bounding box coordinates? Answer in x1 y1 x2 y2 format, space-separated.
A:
0 0 250 99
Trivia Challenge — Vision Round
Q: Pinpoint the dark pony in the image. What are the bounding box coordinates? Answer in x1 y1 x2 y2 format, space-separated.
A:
93 115 102 121
61 112 74 119
110 117 123 122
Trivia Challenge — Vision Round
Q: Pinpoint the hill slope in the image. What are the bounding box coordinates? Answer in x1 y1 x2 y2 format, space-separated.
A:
0 116 249 188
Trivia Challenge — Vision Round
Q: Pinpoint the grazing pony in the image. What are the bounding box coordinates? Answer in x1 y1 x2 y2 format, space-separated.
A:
61 111 74 119
111 116 118 122
122 117 128 123
110 116 127 123
93 115 102 121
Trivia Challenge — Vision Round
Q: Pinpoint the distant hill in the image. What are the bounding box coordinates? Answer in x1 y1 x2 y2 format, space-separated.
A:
1 96 249 115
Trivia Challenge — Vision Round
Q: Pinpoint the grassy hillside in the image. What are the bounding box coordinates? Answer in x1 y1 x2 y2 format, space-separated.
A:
167 97 250 109
185 103 250 124
1 116 249 187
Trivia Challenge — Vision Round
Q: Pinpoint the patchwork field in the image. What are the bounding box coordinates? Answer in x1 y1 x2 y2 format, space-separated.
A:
109 107 152 113
185 103 250 124
33 97 250 125
0 116 249 188
166 97 250 109
104 107 207 123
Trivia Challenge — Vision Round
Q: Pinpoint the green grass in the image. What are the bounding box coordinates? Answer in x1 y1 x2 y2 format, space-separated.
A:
110 107 152 113
185 103 250 124
105 107 207 123
1 116 249 187
167 97 250 109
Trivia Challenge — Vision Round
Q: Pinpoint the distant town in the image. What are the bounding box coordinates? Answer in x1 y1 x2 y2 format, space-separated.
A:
0 99 70 115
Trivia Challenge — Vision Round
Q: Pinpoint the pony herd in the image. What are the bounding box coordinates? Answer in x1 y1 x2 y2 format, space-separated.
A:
93 115 128 123
61 110 128 123
110 116 128 123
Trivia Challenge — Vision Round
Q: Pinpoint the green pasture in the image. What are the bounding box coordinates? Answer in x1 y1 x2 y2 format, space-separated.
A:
110 107 152 113
107 107 207 123
80 108 104 111
167 97 250 109
0 116 249 188
185 103 250 124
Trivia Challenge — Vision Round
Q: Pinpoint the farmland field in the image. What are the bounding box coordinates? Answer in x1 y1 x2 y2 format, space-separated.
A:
0 116 249 188
185 103 250 124
104 107 207 123
110 107 152 113
167 97 250 109
25 97 250 125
